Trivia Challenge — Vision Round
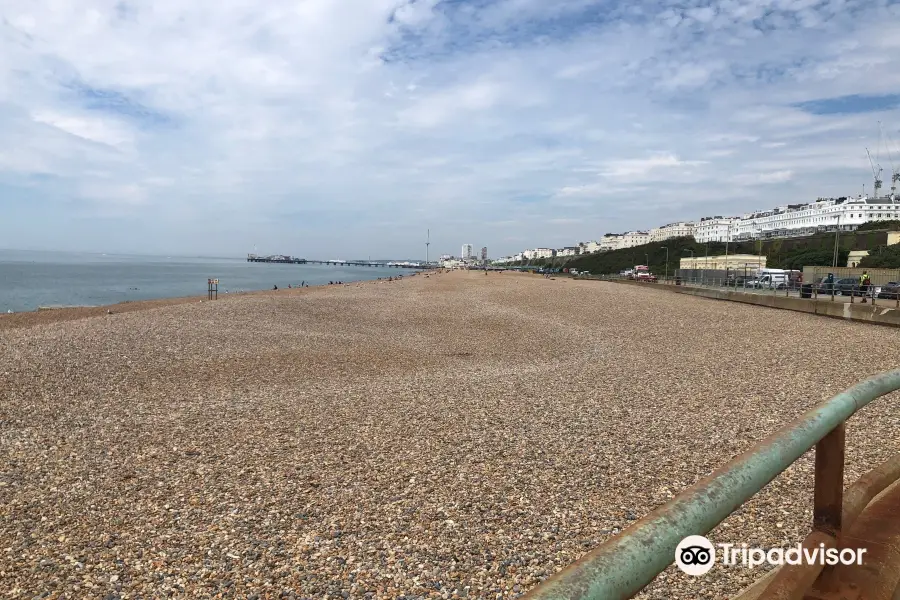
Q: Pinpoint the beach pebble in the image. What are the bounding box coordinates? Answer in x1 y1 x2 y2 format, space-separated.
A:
1 272 897 599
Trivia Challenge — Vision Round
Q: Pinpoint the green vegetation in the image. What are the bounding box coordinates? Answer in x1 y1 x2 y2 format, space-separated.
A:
560 237 853 275
774 248 849 270
858 245 900 268
564 237 728 277
856 220 900 232
505 226 897 275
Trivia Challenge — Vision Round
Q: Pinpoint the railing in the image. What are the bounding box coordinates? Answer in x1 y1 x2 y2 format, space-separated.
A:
579 274 900 307
522 370 900 600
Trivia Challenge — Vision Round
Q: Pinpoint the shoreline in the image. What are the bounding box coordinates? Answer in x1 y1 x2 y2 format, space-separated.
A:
0 275 415 331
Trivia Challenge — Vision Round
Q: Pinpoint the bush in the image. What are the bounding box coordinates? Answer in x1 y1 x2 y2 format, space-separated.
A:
858 245 900 268
855 220 900 232
768 248 849 270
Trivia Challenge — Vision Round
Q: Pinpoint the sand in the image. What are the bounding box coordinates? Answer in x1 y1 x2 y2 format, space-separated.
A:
1 270 898 599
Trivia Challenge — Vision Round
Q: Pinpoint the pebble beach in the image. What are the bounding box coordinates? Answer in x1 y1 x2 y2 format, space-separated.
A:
2 270 899 600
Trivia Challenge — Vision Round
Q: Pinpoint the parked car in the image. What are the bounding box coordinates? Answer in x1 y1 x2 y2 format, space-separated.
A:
878 281 900 299
813 277 837 295
834 277 881 297
723 275 753 287
835 278 860 295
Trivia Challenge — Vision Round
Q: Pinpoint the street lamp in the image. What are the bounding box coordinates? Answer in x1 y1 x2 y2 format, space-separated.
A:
833 212 841 268
661 246 669 282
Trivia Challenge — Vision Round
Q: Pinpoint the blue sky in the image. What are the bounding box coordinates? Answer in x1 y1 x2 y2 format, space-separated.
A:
1 0 900 258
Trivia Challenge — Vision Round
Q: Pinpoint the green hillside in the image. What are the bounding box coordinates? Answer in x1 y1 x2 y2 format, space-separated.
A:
515 230 885 276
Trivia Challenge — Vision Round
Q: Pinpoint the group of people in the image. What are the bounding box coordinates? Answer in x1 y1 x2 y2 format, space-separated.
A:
272 281 311 290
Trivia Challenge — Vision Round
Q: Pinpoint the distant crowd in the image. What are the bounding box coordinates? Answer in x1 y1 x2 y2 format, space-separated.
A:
270 275 407 291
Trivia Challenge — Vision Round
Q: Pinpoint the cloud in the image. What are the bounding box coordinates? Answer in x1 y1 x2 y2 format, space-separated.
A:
732 170 795 185
31 110 134 147
602 154 708 178
1 0 900 257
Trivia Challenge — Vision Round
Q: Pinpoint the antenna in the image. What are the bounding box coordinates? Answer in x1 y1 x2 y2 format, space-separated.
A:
426 229 430 265
866 147 883 198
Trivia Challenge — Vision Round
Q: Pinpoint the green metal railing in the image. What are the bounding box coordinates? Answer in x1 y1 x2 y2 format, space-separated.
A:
522 369 900 600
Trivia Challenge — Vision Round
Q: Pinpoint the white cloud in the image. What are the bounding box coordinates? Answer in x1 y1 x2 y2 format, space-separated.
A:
733 170 795 185
600 154 709 179
0 0 900 257
31 110 134 147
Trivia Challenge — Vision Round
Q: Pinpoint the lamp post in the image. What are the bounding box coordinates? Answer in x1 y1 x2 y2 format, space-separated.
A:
833 213 841 268
725 224 731 284
661 246 669 282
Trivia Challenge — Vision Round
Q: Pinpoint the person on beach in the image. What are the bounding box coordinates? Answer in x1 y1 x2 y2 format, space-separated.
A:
860 270 871 303
273 285 278 290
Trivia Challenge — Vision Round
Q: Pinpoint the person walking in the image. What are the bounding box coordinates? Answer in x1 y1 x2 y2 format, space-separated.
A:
859 270 870 303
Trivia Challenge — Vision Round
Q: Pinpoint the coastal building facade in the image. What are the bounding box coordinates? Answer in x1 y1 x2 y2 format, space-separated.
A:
579 241 602 254
599 234 624 252
622 231 650 248
732 195 900 241
461 244 474 259
694 217 737 243
599 231 649 252
650 222 695 242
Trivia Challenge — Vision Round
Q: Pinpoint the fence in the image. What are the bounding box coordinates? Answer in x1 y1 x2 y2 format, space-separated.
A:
802 266 900 286
521 369 900 600
578 273 900 307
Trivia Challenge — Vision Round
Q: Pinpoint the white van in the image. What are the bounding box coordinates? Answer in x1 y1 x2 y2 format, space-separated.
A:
749 268 789 289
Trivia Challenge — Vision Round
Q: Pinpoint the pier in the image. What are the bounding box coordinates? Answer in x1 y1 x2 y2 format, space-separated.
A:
246 255 430 269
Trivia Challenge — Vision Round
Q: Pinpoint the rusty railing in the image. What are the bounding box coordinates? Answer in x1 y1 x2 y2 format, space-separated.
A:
522 369 900 600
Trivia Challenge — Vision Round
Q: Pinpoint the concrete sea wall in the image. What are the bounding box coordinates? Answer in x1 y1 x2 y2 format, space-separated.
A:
612 280 900 327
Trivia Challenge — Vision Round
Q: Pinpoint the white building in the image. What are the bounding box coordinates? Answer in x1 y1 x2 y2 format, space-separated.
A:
732 195 900 241
694 217 737 243
533 248 556 259
650 222 695 242
461 244 474 259
600 234 624 252
579 241 602 254
557 247 579 257
621 231 650 248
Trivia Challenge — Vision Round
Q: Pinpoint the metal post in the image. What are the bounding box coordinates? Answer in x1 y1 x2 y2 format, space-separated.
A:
662 247 668 284
725 225 730 272
833 214 841 267
813 423 845 536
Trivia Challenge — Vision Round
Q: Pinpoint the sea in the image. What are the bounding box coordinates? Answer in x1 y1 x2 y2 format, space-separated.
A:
0 250 413 313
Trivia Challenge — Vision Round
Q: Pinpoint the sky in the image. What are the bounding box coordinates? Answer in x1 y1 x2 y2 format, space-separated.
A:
1 0 900 259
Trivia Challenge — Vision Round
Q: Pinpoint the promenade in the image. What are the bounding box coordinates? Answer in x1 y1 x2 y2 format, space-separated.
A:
1 272 898 599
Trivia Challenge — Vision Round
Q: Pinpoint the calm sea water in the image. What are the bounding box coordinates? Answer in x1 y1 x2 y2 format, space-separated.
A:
0 250 412 313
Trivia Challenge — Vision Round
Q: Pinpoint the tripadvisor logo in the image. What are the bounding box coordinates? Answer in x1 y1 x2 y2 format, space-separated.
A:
675 535 715 576
675 535 867 575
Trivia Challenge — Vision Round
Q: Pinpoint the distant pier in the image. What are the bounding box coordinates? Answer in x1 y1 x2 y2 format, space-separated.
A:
246 254 431 269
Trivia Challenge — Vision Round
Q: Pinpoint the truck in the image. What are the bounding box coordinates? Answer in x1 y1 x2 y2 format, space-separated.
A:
632 265 657 282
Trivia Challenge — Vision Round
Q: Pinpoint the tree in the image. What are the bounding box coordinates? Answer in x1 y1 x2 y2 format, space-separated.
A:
858 245 900 268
